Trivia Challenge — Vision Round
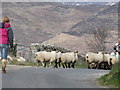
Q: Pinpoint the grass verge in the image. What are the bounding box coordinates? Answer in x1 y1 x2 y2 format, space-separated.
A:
98 62 120 88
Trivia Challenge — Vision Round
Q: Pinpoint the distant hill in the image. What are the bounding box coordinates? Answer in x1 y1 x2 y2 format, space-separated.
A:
42 33 89 54
41 3 118 54
64 3 118 36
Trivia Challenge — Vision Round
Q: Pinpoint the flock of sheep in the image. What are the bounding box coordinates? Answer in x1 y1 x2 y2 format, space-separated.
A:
85 52 119 70
35 50 119 70
8 43 119 70
35 51 79 68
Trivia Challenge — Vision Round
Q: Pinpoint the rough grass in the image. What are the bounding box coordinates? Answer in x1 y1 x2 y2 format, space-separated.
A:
75 60 88 68
98 62 120 88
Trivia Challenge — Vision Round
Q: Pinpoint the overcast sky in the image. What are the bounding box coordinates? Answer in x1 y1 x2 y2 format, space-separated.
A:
1 0 120 2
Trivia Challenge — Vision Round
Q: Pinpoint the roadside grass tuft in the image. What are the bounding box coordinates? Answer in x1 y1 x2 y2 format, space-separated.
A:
75 60 88 68
98 62 120 88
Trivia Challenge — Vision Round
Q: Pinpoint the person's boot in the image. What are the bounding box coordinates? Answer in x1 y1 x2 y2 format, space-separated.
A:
2 59 7 73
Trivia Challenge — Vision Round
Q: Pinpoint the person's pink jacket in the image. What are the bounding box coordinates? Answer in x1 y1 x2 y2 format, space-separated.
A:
0 23 10 44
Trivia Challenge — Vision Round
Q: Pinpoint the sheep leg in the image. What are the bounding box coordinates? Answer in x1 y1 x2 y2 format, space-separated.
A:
94 62 97 69
65 62 68 68
54 60 58 68
107 59 112 70
56 58 61 68
88 62 91 69
58 58 61 68
44 62 47 67
97 62 101 69
97 63 99 69
49 61 54 67
104 62 108 70
62 63 65 68
41 62 44 67
68 63 71 68
36 60 40 67
105 62 109 70
106 63 111 70
42 62 46 67
58 62 61 68
72 61 76 68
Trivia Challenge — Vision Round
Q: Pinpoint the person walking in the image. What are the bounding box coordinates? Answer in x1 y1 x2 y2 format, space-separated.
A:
0 16 14 73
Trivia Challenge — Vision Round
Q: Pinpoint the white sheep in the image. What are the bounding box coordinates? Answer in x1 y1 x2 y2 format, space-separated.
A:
86 52 116 69
102 53 112 70
108 52 119 66
17 56 26 63
55 52 62 68
61 51 78 68
35 51 57 67
85 52 104 69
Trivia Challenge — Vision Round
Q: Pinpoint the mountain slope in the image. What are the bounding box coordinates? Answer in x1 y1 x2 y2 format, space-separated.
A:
2 2 104 45
64 3 118 36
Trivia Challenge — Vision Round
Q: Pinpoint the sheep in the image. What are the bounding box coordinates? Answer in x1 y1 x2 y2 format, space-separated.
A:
61 51 78 68
108 52 119 68
86 52 114 70
96 53 112 70
85 52 104 69
102 53 112 70
35 51 57 67
54 52 62 68
17 56 26 63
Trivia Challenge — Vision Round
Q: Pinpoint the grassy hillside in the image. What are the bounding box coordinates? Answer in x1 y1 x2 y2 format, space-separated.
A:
98 62 120 88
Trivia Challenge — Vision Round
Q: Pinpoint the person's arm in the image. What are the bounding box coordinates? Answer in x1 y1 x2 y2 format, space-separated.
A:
8 27 14 47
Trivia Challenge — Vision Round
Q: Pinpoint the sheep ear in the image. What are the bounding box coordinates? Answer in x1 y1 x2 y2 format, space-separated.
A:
75 51 78 53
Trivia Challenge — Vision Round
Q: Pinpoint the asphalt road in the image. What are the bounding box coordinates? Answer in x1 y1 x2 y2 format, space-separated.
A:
2 65 110 88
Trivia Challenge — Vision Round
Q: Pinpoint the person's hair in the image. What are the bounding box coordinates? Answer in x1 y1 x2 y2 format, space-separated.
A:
2 16 10 23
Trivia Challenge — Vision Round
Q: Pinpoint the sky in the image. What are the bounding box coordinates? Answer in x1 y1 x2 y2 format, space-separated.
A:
1 0 120 2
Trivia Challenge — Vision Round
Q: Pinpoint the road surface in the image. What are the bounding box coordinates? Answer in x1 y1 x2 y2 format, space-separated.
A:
2 65 110 88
